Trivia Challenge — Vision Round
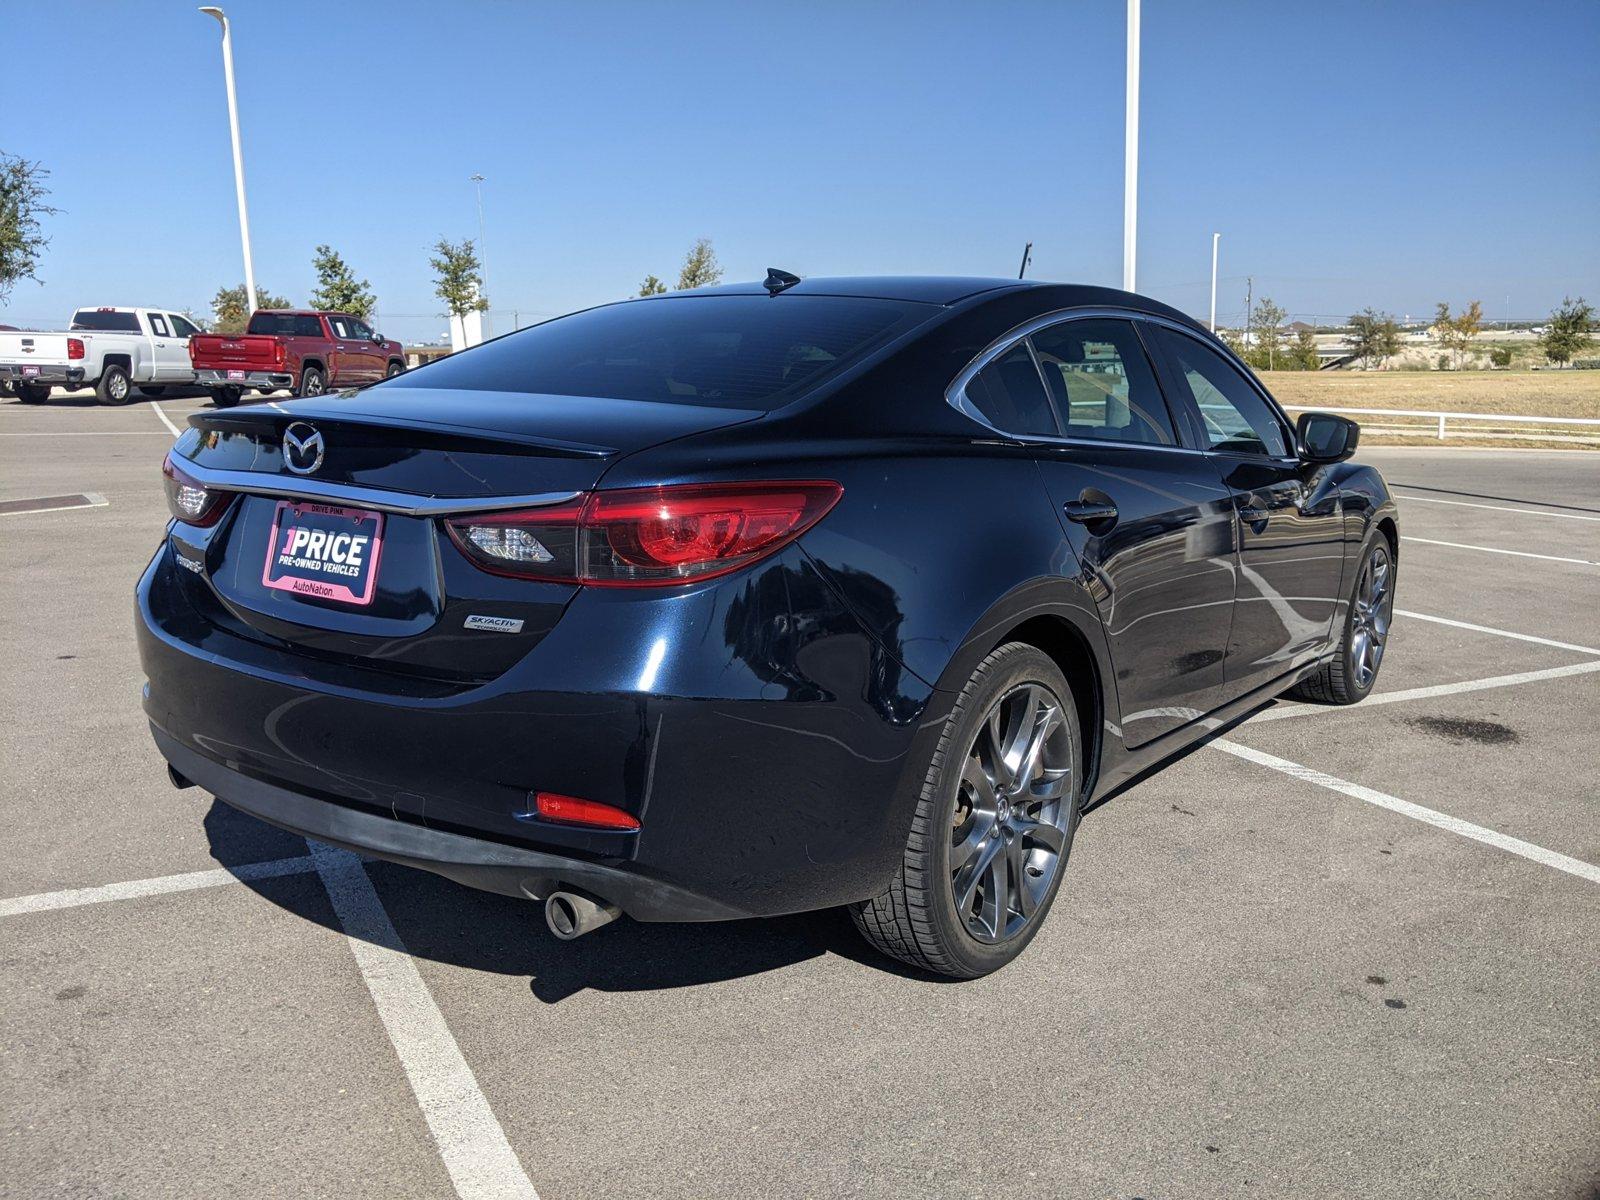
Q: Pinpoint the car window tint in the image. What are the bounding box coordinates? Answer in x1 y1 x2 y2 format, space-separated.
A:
396 295 932 410
348 319 374 339
328 317 352 338
148 314 171 337
69 310 141 332
296 315 324 337
963 343 1058 436
1029 319 1175 445
1154 329 1289 456
170 314 200 338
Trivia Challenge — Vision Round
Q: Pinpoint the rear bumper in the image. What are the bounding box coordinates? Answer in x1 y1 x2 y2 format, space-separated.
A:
152 726 745 921
1 364 85 386
196 368 294 389
137 539 940 922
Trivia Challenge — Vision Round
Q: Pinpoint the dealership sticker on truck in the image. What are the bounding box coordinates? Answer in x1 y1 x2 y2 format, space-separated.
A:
261 500 384 606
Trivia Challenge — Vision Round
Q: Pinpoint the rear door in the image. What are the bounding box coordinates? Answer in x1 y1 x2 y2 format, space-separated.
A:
145 312 188 380
960 316 1238 748
1144 325 1347 696
326 314 374 383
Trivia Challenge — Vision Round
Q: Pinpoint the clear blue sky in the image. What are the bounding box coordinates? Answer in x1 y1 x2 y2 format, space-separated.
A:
5 0 1597 342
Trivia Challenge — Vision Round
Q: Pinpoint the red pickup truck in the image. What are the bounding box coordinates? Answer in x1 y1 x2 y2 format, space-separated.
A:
189 309 405 407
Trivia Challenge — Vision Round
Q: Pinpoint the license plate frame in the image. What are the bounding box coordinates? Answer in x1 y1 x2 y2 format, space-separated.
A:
226 369 246 381
261 500 385 606
21 365 40 377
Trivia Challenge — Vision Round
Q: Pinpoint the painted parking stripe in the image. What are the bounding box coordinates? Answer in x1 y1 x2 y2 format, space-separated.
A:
1395 610 1600 657
1394 492 1600 523
0 855 317 918
1252 659 1600 723
151 400 182 437
309 843 540 1200
1210 739 1600 885
1401 536 1599 567
0 492 108 517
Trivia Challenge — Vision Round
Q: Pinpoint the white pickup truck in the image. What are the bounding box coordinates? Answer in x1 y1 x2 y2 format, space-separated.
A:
0 306 202 406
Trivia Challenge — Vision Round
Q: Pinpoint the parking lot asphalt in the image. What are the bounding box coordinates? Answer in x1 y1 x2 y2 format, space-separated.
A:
2 394 1596 1199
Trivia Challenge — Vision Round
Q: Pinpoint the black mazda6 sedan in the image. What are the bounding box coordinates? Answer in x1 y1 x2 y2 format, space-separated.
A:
138 275 1397 977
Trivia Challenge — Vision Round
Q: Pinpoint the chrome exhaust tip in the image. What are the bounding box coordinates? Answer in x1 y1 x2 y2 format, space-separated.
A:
544 890 621 940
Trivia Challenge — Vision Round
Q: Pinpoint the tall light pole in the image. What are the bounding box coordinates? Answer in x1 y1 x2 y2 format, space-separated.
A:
470 174 490 337
1209 233 1220 332
199 7 257 316
1122 0 1140 293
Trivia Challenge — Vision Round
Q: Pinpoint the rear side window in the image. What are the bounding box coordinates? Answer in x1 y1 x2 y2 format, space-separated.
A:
149 314 171 337
963 343 1059 436
70 310 140 332
1029 319 1175 445
328 317 352 338
1152 328 1290 456
394 295 931 409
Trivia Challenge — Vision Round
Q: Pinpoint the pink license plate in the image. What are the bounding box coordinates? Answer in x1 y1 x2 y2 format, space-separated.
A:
226 369 246 380
21 365 39 377
261 500 385 606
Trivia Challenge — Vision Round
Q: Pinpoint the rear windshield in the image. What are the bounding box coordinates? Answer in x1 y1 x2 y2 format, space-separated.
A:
70 310 141 332
247 313 325 337
394 295 932 409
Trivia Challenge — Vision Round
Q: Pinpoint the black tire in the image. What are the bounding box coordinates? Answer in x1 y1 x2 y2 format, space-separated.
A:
96 364 133 406
212 386 243 409
138 385 167 397
1290 531 1396 705
852 642 1083 978
297 365 326 398
16 382 50 404
385 360 404 378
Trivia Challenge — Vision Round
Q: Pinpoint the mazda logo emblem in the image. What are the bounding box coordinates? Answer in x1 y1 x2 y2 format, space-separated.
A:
282 422 325 475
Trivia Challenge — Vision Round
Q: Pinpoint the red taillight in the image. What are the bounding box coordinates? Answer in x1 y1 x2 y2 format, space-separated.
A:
534 792 640 831
445 481 843 586
67 337 85 360
161 453 232 527
273 341 286 368
188 339 198 364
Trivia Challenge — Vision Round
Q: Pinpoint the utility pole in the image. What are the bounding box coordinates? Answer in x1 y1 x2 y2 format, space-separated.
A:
1122 0 1140 292
470 173 490 337
199 7 257 316
1018 242 1033 280
1244 276 1253 349
1209 233 1220 332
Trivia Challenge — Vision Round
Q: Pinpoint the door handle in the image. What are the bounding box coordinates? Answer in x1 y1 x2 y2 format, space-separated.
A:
1064 498 1118 526
1237 501 1269 523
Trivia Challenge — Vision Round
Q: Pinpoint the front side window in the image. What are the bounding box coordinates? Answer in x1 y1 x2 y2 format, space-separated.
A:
1153 328 1290 456
1029 319 1175 446
346 319 374 340
169 314 200 338
963 343 1059 436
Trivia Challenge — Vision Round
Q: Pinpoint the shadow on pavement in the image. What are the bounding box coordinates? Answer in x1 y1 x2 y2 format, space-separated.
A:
203 798 941 1002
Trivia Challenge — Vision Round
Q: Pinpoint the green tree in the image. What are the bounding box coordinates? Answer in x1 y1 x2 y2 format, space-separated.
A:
1347 308 1401 370
676 237 722 290
1291 328 1321 371
1249 297 1287 370
211 283 293 334
307 244 376 319
1540 296 1595 366
0 152 58 303
638 274 667 297
429 238 488 327
1434 300 1483 369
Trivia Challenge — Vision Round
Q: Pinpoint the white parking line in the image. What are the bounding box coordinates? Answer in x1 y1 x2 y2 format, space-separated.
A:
309 843 540 1200
0 855 317 919
1210 740 1600 885
1395 610 1600 656
151 401 182 438
1401 536 1599 567
1251 659 1600 723
1394 492 1600 523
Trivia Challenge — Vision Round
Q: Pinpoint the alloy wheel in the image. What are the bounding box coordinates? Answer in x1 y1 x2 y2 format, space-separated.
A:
109 373 128 401
949 682 1074 944
1350 544 1392 688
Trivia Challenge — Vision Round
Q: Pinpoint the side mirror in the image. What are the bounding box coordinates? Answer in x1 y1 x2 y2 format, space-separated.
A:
1296 411 1359 463
370 332 384 344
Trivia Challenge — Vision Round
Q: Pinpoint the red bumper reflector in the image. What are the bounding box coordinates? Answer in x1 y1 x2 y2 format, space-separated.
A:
534 791 640 831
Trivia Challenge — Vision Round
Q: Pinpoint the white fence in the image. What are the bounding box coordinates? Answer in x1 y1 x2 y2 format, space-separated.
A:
1279 404 1600 446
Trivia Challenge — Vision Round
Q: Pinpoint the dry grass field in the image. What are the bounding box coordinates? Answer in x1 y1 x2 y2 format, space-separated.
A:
1257 370 1600 447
